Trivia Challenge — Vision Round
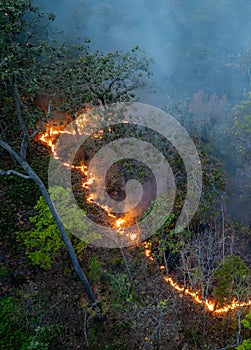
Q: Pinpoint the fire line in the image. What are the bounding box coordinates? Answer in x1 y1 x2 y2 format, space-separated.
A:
39 124 251 315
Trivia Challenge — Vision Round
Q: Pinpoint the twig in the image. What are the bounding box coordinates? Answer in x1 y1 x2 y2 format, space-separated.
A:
0 169 30 179
30 103 51 138
83 307 90 348
120 246 132 282
216 344 238 350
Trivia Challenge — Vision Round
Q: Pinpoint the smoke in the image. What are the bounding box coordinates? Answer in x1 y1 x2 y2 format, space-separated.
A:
37 0 251 102
36 0 251 224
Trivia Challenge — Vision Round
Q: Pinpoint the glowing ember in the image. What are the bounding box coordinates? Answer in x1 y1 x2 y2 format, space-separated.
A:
82 177 96 189
115 218 126 228
102 206 116 219
93 129 104 139
163 276 251 313
144 242 154 261
130 233 137 241
74 165 88 176
86 193 95 203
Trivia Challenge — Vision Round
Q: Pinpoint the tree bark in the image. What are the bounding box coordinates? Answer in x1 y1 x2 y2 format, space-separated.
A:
0 139 96 306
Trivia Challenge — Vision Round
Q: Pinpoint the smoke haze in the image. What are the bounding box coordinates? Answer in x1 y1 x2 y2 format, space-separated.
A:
37 0 251 223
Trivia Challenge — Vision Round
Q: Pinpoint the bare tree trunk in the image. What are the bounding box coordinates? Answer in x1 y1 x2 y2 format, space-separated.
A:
0 139 96 306
221 193 226 261
236 310 242 345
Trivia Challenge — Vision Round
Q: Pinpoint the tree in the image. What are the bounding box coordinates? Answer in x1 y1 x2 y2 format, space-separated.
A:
214 256 250 305
0 0 151 305
18 187 96 269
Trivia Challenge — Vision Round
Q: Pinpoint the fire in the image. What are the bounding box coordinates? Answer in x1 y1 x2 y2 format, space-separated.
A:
144 243 251 314
74 165 88 176
144 242 154 261
38 122 139 242
86 193 95 203
38 123 251 315
115 217 126 229
82 176 96 189
39 132 58 157
38 126 73 158
93 129 104 139
163 276 251 313
130 232 137 241
164 276 216 312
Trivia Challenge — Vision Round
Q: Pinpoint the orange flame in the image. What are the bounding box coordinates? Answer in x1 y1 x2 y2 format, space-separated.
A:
39 124 251 315
115 217 126 229
144 243 251 314
86 193 95 203
82 177 96 189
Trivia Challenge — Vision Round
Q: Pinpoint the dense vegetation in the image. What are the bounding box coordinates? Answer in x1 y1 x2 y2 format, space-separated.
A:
0 1 250 349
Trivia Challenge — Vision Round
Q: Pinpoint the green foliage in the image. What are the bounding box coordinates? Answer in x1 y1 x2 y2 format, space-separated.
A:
88 254 103 283
107 272 135 305
0 296 30 349
18 195 64 269
41 43 152 117
214 255 251 304
0 0 152 152
236 339 251 350
25 325 61 350
0 295 61 350
236 310 251 350
18 186 92 269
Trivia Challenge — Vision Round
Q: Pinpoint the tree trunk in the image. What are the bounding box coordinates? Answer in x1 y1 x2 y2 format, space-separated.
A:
0 139 96 306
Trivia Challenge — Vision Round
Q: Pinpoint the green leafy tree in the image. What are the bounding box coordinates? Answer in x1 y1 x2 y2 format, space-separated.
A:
41 42 151 118
214 255 251 304
18 187 98 269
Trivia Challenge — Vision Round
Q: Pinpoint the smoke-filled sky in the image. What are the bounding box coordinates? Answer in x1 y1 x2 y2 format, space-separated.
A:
38 0 251 106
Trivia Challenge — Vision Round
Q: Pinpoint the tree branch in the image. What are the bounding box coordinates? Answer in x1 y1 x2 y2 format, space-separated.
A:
108 77 120 90
14 85 29 159
0 169 30 179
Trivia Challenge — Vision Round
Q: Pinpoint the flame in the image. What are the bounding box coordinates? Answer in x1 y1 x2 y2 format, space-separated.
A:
74 165 88 176
86 193 95 203
144 242 154 261
39 132 58 157
38 124 135 239
38 126 74 158
115 217 126 228
163 275 251 313
144 243 251 314
164 276 216 312
82 177 96 189
38 123 251 315
93 129 104 139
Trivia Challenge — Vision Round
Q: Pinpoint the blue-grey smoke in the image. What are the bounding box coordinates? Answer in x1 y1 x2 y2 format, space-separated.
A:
36 0 251 224
38 0 251 103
